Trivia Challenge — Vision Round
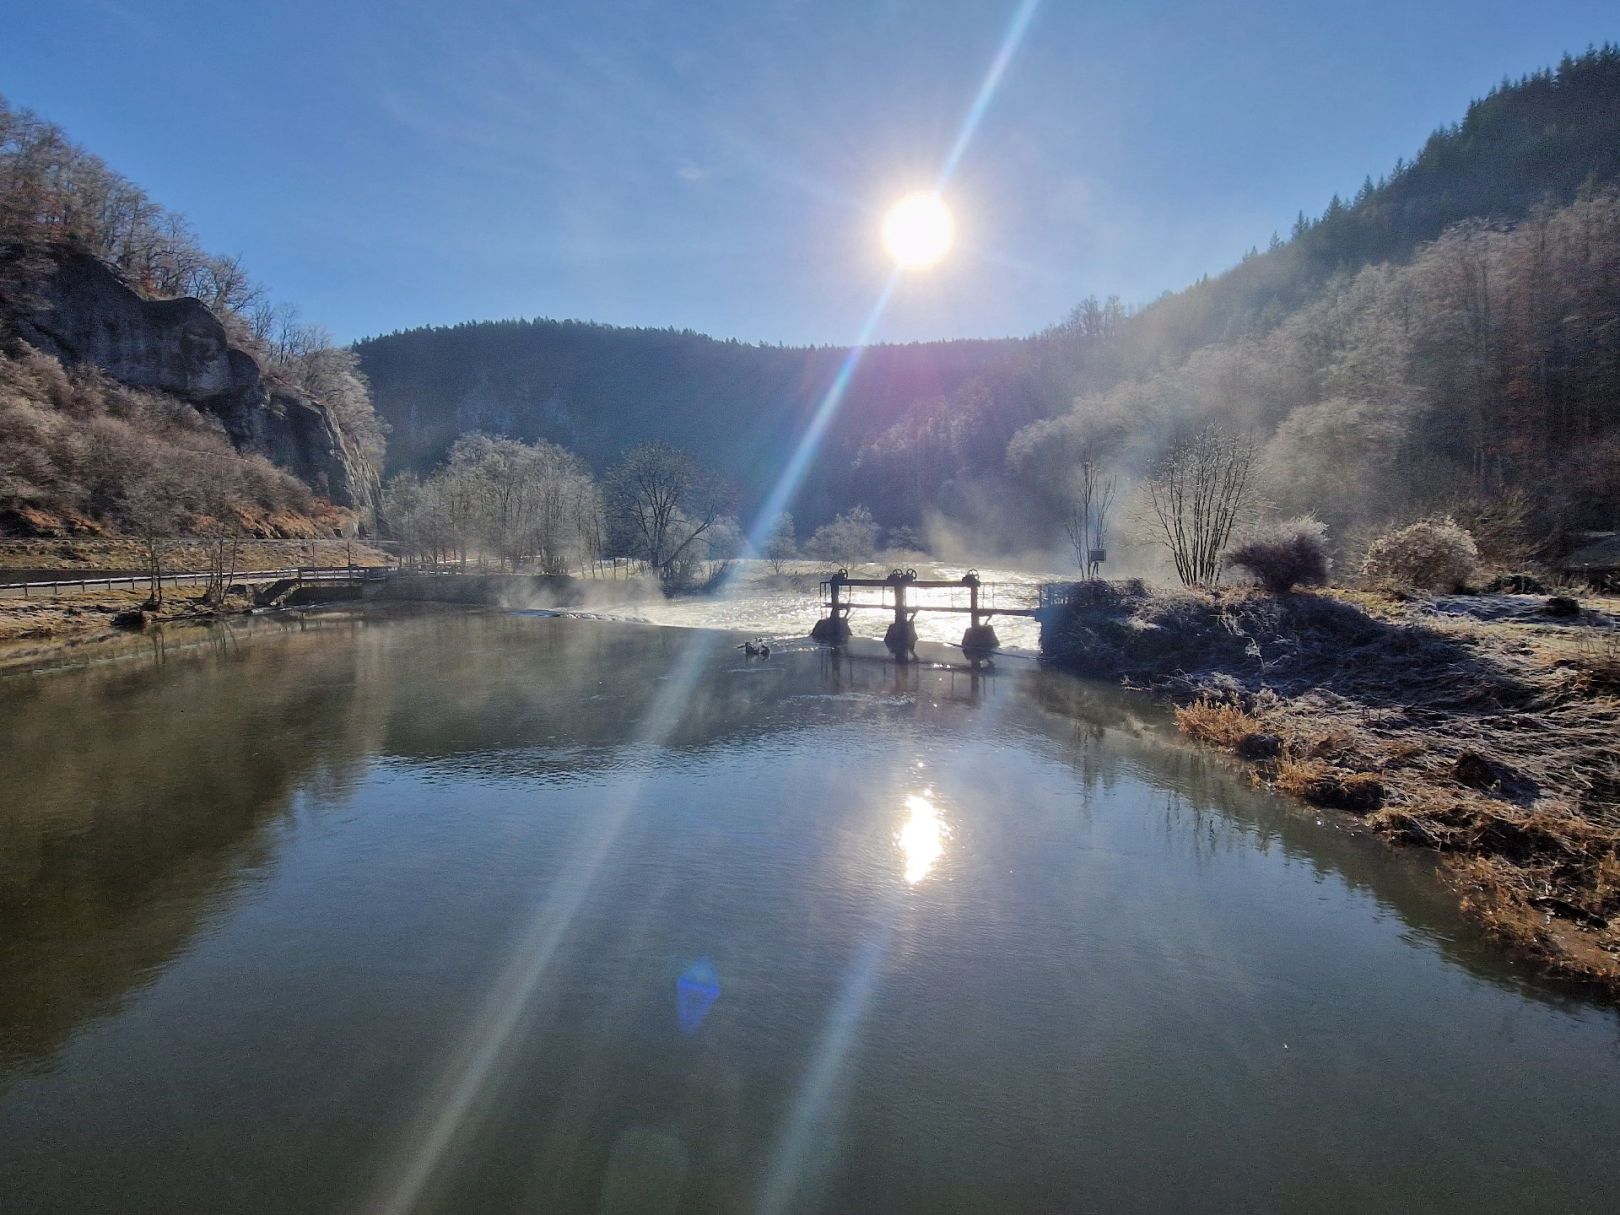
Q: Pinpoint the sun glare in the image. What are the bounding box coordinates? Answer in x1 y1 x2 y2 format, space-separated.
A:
898 792 946 884
883 192 955 270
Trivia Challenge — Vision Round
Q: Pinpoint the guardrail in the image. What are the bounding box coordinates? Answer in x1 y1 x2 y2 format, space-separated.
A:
0 565 390 598
294 566 390 582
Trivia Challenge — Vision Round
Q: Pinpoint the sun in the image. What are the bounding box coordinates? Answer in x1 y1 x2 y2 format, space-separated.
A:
883 192 954 270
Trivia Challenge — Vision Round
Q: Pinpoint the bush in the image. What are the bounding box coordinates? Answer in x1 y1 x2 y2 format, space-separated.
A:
1226 516 1331 593
806 506 879 565
1273 757 1386 812
1175 698 1262 748
884 523 926 554
1361 517 1480 592
1485 572 1547 594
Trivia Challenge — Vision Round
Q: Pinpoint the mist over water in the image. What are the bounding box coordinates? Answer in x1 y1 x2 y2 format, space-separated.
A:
524 561 1057 651
1 610 1617 1214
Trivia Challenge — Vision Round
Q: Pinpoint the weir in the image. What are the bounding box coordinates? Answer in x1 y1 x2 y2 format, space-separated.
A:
810 568 1036 657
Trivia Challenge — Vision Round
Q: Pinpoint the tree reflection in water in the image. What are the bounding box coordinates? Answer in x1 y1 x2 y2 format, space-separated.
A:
0 611 1616 1215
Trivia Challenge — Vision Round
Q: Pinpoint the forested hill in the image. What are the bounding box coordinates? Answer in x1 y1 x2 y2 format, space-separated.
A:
1122 45 1620 361
858 45 1620 554
358 47 1620 552
354 320 1018 519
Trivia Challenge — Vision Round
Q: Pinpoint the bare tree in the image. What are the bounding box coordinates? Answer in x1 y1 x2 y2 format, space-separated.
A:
198 469 245 606
382 436 603 575
701 516 745 584
261 303 334 367
573 482 606 577
607 442 733 590
524 442 598 575
381 472 428 567
1062 457 1118 579
1143 425 1259 587
763 512 797 574
122 458 189 606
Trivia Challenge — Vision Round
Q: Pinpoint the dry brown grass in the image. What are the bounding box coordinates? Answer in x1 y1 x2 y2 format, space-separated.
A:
0 586 257 663
1448 853 1620 986
1572 625 1620 692
1173 699 1261 748
1272 755 1387 812
1089 586 1620 991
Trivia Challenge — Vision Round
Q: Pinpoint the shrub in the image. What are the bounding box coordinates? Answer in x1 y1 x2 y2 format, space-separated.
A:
1273 757 1386 812
884 523 926 554
1226 516 1331 593
1174 698 1261 748
1484 572 1547 594
806 506 879 565
1361 517 1480 592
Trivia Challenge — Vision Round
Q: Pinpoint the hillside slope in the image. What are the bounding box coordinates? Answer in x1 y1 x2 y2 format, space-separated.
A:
355 320 1018 521
1120 45 1620 365
1 94 383 537
864 46 1620 554
21 252 371 509
359 48 1620 551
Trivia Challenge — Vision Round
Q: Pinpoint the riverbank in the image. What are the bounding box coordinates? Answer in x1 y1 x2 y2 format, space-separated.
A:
0 538 394 668
1042 581 1620 990
0 586 262 669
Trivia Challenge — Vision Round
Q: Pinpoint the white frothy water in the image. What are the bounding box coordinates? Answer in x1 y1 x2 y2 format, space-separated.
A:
540 560 1056 651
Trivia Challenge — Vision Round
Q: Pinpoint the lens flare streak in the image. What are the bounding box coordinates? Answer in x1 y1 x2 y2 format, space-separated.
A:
364 4 1044 1208
741 271 899 559
937 0 1042 190
742 0 1042 559
366 634 730 1215
757 919 893 1215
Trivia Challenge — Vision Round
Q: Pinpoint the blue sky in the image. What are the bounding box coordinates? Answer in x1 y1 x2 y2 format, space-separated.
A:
5 1 1616 346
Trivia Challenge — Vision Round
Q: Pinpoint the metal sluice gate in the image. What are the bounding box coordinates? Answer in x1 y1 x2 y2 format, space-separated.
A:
810 568 1037 657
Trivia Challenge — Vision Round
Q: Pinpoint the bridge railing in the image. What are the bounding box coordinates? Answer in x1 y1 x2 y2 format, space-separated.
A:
294 566 390 583
1035 581 1084 611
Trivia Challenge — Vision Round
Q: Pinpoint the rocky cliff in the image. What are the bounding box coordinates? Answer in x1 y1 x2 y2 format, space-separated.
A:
15 251 373 512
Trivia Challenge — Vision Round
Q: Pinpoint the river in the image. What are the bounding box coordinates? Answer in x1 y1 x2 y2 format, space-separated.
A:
1 607 1617 1213
586 562 1051 651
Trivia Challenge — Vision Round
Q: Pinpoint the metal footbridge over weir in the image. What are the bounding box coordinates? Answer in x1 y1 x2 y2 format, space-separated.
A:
810 568 1041 657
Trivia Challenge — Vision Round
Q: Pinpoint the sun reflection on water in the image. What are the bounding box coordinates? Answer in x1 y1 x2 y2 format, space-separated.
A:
898 792 946 884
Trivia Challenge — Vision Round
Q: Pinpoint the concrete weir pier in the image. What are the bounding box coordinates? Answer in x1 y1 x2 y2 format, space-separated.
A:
810 569 1033 657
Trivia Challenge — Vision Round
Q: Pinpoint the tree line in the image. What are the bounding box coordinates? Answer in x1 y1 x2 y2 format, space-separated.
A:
1008 184 1620 569
380 434 926 588
383 438 748 591
856 49 1620 570
352 313 1018 535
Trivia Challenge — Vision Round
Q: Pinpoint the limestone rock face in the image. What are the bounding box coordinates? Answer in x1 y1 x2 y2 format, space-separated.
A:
18 251 372 512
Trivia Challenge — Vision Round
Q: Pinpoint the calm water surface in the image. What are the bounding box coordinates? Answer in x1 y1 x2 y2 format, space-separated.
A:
1 610 1617 1214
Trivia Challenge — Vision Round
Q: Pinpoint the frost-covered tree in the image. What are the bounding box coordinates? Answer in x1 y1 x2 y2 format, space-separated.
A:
763 512 797 573
606 442 733 590
806 506 879 566
1143 426 1259 588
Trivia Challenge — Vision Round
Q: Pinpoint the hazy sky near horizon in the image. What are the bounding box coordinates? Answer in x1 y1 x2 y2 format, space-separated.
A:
5 1 1617 346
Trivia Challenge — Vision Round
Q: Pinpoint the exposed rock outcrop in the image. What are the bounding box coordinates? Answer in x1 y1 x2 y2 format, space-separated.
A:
16 251 373 513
